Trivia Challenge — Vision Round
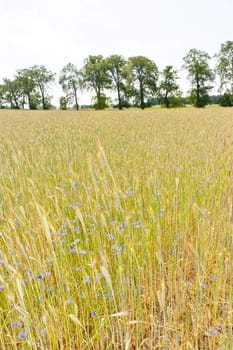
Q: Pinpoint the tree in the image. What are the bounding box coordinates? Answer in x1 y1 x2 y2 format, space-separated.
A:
183 49 214 107
59 63 80 110
158 66 181 108
125 56 158 109
59 96 68 110
3 78 24 109
81 55 111 109
219 92 233 106
16 69 40 109
0 85 5 108
216 41 233 94
26 65 55 109
105 55 126 110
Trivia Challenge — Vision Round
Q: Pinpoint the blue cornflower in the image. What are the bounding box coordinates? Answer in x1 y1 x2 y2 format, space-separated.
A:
11 320 20 328
217 324 224 330
210 328 217 336
70 238 80 246
40 328 47 335
66 299 73 305
210 274 217 281
18 332 26 339
36 274 44 279
80 250 87 255
84 275 90 283
0 284 4 291
134 221 141 229
92 311 98 317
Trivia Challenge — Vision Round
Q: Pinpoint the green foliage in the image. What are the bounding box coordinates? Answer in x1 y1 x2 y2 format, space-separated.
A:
188 87 211 107
183 49 214 107
81 55 111 109
3 78 25 109
105 55 126 110
219 92 233 106
16 69 40 109
168 95 183 107
92 94 109 110
216 41 233 94
59 63 80 110
159 65 181 108
26 65 55 110
125 56 158 109
59 97 68 110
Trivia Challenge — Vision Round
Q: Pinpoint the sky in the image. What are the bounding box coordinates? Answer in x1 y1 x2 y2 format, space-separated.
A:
1 0 233 105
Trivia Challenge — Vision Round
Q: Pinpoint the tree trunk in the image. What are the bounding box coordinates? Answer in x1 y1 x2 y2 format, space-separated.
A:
165 91 169 108
139 80 144 110
117 83 122 110
73 83 79 110
196 71 201 107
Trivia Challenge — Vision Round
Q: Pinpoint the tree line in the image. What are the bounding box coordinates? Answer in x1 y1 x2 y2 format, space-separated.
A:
1 41 233 110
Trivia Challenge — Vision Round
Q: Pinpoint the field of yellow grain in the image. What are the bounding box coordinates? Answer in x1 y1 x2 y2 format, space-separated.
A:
1 108 233 349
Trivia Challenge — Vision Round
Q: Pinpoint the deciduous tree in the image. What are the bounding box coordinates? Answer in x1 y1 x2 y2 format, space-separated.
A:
125 56 158 109
105 55 126 110
16 69 40 109
81 55 111 109
59 63 80 110
216 41 233 94
159 66 180 108
26 65 55 109
183 49 214 107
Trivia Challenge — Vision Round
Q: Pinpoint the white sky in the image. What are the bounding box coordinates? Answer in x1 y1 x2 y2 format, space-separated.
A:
1 0 233 105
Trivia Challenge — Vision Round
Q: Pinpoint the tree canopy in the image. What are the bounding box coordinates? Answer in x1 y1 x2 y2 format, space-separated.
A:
1 42 233 109
183 49 214 107
216 41 233 94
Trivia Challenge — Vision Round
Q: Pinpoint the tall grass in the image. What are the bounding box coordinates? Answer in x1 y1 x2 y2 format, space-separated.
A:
0 108 233 349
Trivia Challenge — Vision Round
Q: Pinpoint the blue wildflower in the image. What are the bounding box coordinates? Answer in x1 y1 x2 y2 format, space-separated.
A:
217 324 224 330
18 332 26 339
210 275 217 281
210 328 217 336
11 320 20 328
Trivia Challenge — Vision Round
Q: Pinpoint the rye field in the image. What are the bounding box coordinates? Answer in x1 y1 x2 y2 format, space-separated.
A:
1 108 233 349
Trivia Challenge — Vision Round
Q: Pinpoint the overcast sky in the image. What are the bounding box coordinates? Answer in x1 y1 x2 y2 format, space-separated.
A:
1 0 233 104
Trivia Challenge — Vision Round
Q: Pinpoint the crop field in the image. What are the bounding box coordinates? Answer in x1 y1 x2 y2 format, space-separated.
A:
1 108 233 349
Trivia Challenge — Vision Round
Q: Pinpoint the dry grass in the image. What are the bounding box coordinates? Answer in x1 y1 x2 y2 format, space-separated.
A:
0 108 233 349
